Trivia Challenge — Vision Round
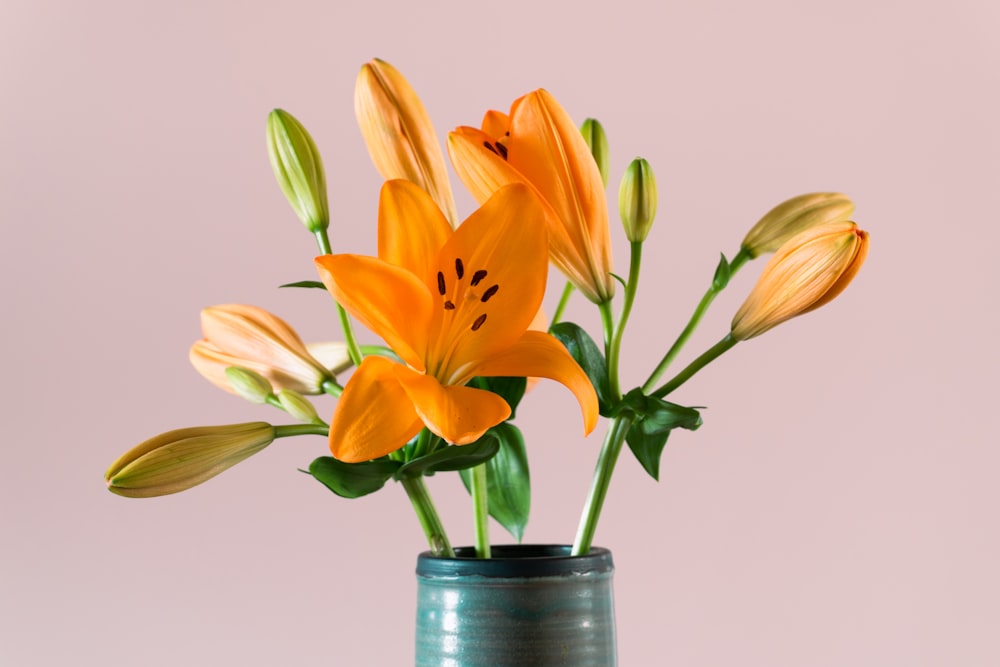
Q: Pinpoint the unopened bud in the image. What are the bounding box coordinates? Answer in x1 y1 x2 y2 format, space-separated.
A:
225 366 274 404
619 158 658 242
267 109 329 232
580 118 610 188
105 422 276 498
277 389 322 424
741 192 854 258
731 220 869 340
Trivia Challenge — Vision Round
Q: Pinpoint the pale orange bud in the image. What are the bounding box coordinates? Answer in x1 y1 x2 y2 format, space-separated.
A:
105 422 275 498
731 220 869 340
741 192 855 258
190 304 333 395
355 58 458 226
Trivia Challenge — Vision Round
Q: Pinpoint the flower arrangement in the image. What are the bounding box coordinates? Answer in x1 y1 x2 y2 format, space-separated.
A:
105 59 869 559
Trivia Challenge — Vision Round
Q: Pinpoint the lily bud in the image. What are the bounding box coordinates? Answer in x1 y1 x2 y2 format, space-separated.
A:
580 118 610 188
305 341 354 376
225 366 274 404
267 109 329 232
190 304 333 395
740 192 854 258
277 389 322 424
105 422 275 498
619 158 658 242
731 220 869 341
355 58 459 226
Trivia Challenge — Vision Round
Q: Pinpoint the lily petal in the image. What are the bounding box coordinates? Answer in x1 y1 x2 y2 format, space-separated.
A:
315 254 431 371
377 180 452 286
328 356 424 462
394 366 511 445
355 59 459 226
429 183 549 383
463 330 599 435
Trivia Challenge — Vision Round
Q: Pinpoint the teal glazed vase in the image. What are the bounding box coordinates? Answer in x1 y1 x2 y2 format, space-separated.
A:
414 544 617 666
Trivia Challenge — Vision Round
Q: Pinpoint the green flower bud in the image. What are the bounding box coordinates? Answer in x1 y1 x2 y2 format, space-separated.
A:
105 422 276 498
618 158 658 242
277 389 322 424
740 192 854 259
580 118 610 188
225 366 274 404
267 109 329 232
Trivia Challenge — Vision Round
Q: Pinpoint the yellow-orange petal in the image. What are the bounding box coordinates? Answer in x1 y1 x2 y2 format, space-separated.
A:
481 109 510 138
355 59 458 226
393 366 511 445
377 180 452 287
429 183 549 383
328 356 424 462
447 126 527 204
315 254 431 371
461 330 599 435
507 90 614 303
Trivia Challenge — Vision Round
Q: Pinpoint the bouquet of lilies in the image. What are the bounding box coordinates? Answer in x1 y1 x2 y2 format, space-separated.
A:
105 59 870 558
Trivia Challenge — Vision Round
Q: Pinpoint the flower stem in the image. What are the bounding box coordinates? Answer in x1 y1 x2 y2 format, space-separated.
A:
650 333 738 399
606 241 643 402
273 424 330 438
642 248 750 393
549 281 575 327
598 299 618 399
572 413 635 556
313 229 364 367
401 476 454 557
471 463 491 558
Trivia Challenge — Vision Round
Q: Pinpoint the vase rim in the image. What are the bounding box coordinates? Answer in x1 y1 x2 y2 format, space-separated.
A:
416 544 614 578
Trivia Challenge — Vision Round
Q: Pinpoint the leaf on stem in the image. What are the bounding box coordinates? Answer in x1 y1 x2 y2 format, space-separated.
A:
618 388 703 480
279 280 328 289
549 322 613 416
459 423 530 542
712 253 731 290
307 457 402 498
394 433 501 479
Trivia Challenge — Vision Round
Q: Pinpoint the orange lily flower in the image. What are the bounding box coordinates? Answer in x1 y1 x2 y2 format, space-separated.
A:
355 58 459 226
315 180 599 463
448 89 615 304
190 304 334 395
731 220 870 340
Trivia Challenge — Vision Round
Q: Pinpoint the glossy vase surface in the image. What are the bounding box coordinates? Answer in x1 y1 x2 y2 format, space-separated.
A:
415 544 616 667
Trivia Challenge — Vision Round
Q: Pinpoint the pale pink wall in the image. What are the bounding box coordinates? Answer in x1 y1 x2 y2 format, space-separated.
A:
3 0 998 665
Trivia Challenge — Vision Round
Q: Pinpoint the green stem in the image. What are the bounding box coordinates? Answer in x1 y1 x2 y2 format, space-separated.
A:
273 423 330 438
321 380 343 398
606 241 643 402
650 333 738 399
642 248 750 393
572 413 635 556
401 477 454 557
313 228 364 367
598 299 618 399
471 464 491 558
549 281 575 328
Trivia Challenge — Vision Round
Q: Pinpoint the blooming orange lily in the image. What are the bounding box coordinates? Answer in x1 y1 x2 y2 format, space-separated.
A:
315 179 599 463
448 89 615 304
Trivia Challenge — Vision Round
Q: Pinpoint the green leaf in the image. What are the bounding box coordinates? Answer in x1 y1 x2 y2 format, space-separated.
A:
712 253 731 290
459 423 530 542
307 457 401 499
279 280 327 289
394 433 500 479
620 388 703 480
473 376 528 418
549 322 614 416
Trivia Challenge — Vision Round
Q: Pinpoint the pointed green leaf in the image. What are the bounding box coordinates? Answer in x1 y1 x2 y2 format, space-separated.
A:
549 321 614 416
712 253 731 290
626 426 671 481
279 280 327 289
394 433 500 479
620 388 703 480
459 423 531 542
307 457 401 498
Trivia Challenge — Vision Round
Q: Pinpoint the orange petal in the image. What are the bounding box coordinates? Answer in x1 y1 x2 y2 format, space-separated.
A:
429 183 549 383
481 109 510 138
447 126 527 204
508 90 615 303
315 254 431 370
377 180 452 288
354 59 458 226
328 356 424 462
393 366 511 445
463 331 599 435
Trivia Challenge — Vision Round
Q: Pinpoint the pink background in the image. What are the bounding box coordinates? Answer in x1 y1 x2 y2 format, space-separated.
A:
3 0 998 665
